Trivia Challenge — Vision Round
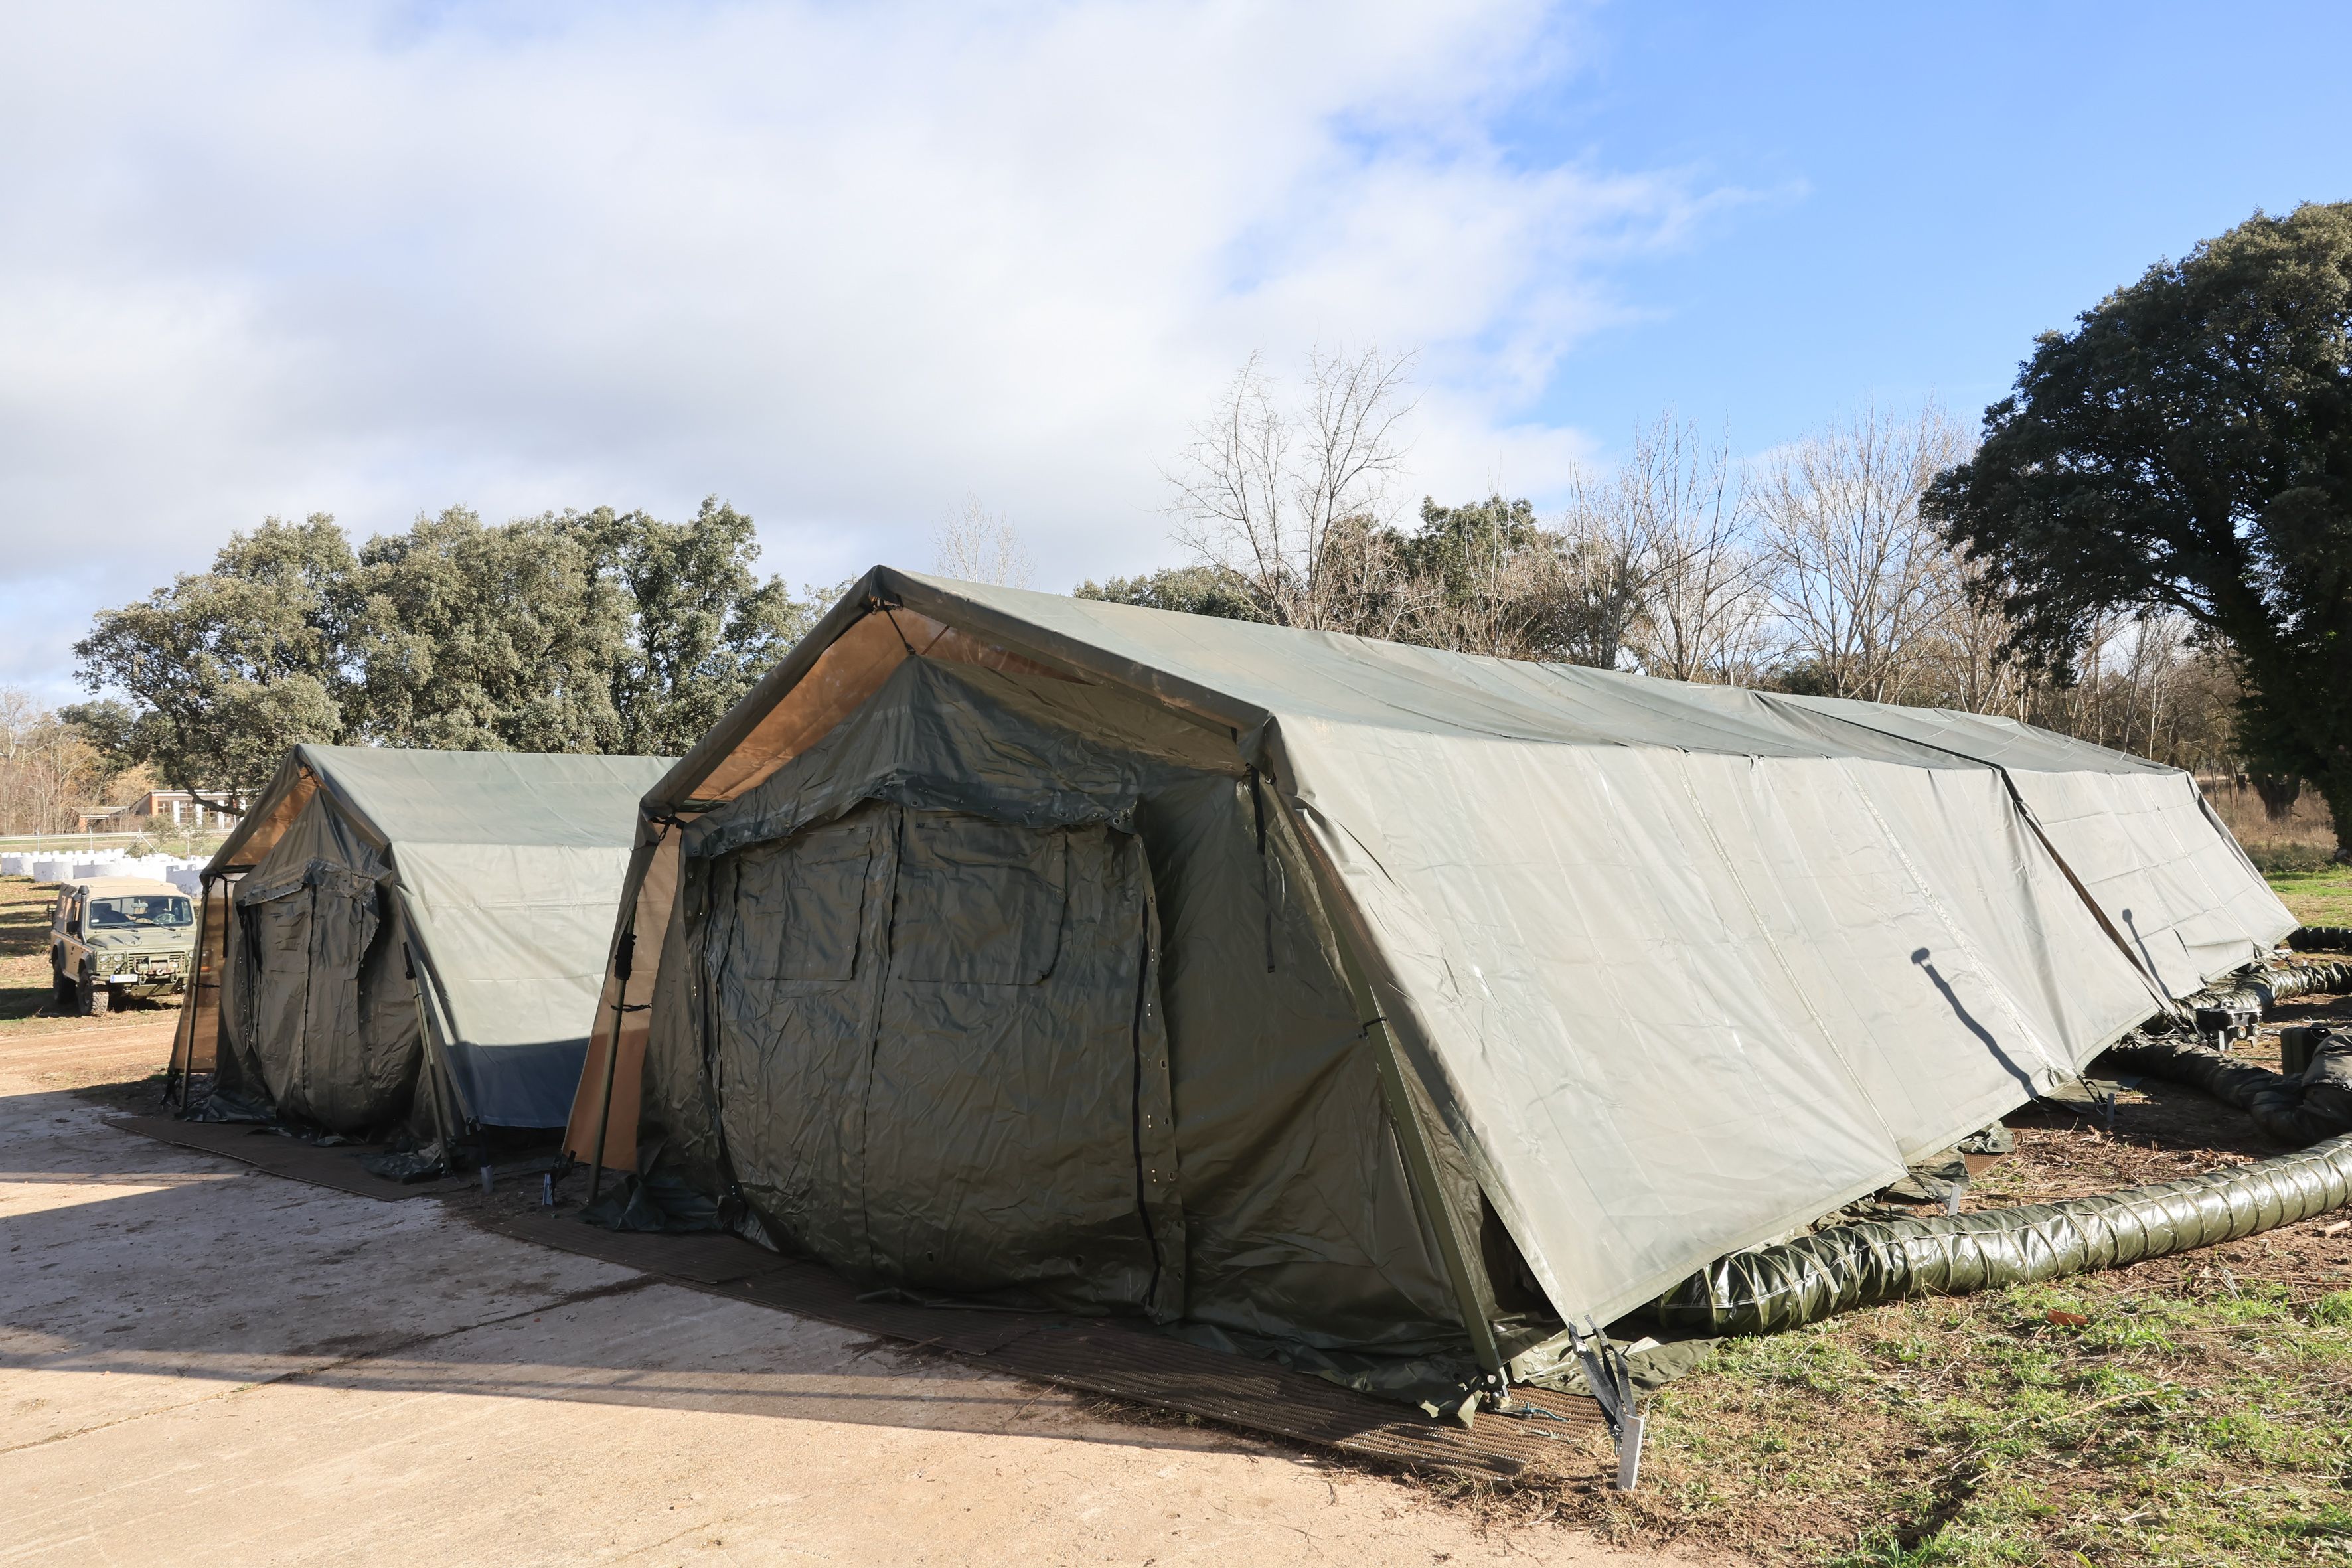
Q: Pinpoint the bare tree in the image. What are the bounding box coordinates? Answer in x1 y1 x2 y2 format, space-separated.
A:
1168 348 1417 630
1541 495 1654 670
1601 414 1768 683
932 496 1036 589
1757 403 1972 703
0 690 115 836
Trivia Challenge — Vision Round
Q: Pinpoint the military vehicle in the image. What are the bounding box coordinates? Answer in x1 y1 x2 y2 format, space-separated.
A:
50 876 196 1016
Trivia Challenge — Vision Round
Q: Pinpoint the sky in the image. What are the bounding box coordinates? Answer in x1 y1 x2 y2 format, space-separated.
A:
3 0 2348 701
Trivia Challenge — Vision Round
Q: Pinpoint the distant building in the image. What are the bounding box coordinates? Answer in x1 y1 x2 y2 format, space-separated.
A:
78 789 248 832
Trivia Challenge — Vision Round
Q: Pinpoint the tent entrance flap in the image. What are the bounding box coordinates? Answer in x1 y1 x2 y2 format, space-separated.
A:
698 802 1186 1319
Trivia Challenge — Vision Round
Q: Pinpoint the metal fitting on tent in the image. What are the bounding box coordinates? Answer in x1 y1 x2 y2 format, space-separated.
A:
1652 958 2352 1336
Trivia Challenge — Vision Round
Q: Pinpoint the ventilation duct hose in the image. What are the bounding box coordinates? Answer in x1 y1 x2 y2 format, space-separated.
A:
1652 1132 2352 1334
2105 1032 2352 1146
1652 959 2352 1336
2184 958 2352 1012
2290 927 2352 954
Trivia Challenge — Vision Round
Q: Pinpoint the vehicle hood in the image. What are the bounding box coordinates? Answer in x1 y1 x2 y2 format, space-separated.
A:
83 929 195 954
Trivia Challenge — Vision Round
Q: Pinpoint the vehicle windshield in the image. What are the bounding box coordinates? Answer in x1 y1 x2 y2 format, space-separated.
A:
87 894 193 929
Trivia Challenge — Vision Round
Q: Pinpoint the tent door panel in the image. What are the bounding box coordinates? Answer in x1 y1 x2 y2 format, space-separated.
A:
705 807 892 1268
236 872 386 1129
242 886 319 1115
861 810 1178 1316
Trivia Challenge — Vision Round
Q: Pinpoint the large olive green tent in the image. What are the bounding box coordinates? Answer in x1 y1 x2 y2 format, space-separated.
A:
565 569 2290 1399
171 745 672 1149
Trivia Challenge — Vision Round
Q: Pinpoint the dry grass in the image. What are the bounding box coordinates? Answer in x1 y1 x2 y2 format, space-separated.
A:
2205 778 2339 874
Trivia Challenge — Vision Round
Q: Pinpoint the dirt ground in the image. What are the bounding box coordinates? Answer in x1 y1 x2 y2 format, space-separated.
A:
0 1019 1717 1568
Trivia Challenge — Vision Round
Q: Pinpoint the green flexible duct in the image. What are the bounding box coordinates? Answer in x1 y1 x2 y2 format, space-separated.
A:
2289 927 2352 954
1651 957 2352 1336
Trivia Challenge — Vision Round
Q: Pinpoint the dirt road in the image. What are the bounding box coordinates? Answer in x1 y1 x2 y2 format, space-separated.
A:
0 1029 1713 1567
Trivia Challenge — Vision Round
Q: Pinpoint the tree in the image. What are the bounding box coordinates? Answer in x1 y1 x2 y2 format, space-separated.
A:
593 499 817 757
1611 414 1769 684
1074 564 1267 621
933 497 1036 588
347 507 629 753
1167 347 1416 630
1759 403 1970 703
1924 203 2352 856
1391 495 1557 657
74 515 356 797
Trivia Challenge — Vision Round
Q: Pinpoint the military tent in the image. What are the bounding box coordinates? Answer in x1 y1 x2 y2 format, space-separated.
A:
564 569 2291 1401
171 745 673 1150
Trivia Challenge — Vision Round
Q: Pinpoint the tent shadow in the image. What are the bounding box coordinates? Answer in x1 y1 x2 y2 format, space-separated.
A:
0 1093 1439 1460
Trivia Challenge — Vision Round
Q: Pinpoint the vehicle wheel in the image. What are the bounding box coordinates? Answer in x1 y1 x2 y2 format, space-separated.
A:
78 978 109 1017
53 965 74 1008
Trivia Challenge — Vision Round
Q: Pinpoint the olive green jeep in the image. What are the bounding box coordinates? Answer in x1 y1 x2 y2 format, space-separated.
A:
50 877 196 1016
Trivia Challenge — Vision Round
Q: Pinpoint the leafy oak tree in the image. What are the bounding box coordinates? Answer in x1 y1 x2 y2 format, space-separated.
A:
1925 203 2352 856
348 507 630 753
72 515 356 801
590 498 820 757
77 499 815 791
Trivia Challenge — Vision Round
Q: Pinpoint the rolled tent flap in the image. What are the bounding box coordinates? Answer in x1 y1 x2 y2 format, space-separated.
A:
177 744 673 1141
570 567 2294 1391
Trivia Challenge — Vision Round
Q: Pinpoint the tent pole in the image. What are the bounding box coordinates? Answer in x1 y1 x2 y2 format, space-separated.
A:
164 878 208 1108
586 923 635 1209
1271 791 1504 1379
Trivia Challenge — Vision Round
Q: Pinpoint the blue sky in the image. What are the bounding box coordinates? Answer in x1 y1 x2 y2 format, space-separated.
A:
2 1 2346 698
1522 2 2352 447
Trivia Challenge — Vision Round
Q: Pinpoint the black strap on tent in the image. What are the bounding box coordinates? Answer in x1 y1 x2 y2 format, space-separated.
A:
400 937 461 1166
1125 920 1168 1313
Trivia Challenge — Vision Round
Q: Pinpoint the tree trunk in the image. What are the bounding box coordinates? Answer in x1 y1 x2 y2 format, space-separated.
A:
2253 774 2304 823
2321 766 2352 864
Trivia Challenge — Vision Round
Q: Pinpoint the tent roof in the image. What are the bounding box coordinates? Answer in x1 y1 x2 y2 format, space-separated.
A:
214 745 674 871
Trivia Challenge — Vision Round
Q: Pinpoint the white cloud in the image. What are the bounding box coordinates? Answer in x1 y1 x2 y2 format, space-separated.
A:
0 0 1731 695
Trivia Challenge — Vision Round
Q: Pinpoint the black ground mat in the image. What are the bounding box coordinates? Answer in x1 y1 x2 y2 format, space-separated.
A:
105 1115 473 1200
481 1206 1605 1478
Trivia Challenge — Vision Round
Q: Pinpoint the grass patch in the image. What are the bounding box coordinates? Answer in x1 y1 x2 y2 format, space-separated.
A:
2270 862 2352 928
1577 1277 2352 1566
